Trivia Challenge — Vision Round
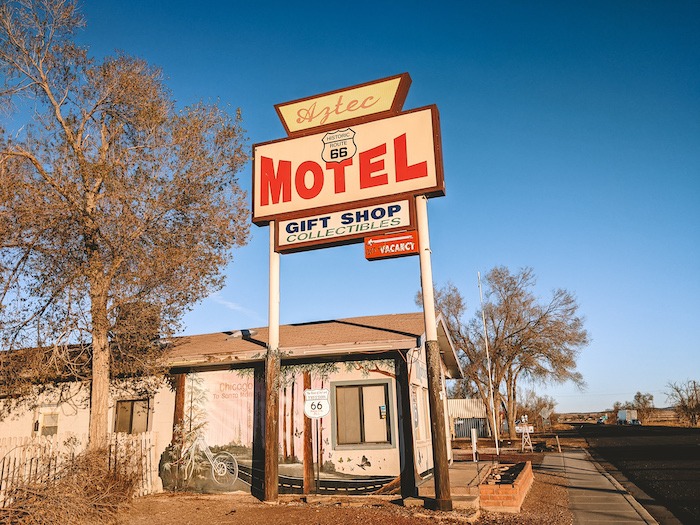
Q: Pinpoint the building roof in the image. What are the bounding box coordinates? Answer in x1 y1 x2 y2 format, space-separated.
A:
167 312 463 378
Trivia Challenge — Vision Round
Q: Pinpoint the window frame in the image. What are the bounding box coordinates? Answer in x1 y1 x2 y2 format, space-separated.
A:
114 398 151 434
34 407 59 437
331 379 395 450
40 412 59 436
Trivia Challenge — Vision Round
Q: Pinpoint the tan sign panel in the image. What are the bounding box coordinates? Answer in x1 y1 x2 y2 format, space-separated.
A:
252 106 444 225
275 73 411 136
276 199 414 253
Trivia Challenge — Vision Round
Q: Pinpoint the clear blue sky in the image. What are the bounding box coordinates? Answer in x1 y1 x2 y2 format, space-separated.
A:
78 1 699 413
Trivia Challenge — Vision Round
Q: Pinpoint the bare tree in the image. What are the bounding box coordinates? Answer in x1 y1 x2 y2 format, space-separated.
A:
516 389 556 431
666 380 700 427
0 0 249 448
632 391 654 423
446 378 478 399
613 392 654 423
422 267 589 439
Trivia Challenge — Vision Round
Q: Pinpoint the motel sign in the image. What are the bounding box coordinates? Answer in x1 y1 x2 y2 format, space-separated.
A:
252 73 453 509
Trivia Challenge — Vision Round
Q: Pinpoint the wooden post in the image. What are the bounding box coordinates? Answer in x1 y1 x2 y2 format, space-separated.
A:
425 340 452 509
303 371 314 493
264 349 280 500
395 354 417 498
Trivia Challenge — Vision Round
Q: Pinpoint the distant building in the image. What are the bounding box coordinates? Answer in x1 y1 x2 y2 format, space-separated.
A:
448 398 489 438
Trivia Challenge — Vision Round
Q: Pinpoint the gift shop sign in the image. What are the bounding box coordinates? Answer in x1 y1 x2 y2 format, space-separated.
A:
277 199 414 253
252 106 444 225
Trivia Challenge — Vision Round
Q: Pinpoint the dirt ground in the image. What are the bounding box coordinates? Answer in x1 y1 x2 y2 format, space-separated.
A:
117 452 572 525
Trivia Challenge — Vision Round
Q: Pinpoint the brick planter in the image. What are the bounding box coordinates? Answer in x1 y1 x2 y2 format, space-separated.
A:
478 461 533 513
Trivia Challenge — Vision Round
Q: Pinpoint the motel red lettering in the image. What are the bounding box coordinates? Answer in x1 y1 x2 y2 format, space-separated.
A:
258 134 429 207
326 158 353 194
359 143 388 188
394 133 427 182
260 157 292 206
295 161 324 200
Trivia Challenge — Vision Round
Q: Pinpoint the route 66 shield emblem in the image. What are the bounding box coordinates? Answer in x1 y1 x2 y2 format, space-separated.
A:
321 128 357 163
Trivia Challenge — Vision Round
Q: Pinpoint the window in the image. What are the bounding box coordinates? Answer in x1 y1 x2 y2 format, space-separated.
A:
336 384 390 445
114 399 150 434
34 407 59 437
40 413 59 436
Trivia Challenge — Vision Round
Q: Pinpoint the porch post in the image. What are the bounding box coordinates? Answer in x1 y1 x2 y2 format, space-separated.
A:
395 353 417 498
416 195 452 511
302 371 314 493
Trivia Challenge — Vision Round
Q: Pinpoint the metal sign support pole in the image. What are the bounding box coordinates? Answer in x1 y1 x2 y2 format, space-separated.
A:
264 222 281 501
416 195 452 511
478 272 500 456
316 419 321 493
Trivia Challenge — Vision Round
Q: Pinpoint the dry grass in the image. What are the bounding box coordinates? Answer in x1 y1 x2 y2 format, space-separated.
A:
0 449 137 525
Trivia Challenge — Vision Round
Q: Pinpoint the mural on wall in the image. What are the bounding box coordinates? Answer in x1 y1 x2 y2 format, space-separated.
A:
166 359 407 494
161 372 250 492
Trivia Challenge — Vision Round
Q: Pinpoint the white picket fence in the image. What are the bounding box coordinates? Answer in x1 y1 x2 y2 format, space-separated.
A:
0 431 159 507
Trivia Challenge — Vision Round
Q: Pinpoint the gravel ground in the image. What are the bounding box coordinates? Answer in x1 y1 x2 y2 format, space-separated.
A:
118 452 573 525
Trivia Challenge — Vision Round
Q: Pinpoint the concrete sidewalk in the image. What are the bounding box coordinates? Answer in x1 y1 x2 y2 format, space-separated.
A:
416 459 490 509
540 449 658 524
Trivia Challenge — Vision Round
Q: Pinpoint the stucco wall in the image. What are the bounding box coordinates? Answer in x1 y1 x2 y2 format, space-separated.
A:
0 381 175 465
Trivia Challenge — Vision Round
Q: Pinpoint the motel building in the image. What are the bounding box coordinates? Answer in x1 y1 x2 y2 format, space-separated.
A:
0 311 462 499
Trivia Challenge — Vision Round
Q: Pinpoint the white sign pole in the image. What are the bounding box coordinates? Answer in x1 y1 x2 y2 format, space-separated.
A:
269 223 280 350
416 195 452 511
417 196 438 341
264 221 281 501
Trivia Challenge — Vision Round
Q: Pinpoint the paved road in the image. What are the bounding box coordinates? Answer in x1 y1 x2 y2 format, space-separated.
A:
578 423 700 525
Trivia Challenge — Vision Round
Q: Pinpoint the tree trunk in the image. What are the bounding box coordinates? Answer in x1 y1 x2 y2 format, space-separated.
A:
475 379 500 443
88 292 110 449
506 380 517 440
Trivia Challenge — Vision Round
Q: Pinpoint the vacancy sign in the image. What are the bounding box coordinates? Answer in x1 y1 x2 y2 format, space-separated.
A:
252 106 444 225
277 199 413 253
364 230 419 260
